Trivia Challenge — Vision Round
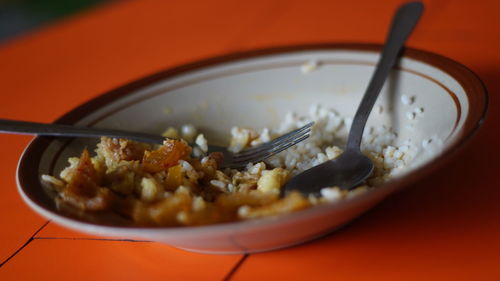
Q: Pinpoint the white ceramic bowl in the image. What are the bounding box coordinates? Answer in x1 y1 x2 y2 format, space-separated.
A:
17 44 488 254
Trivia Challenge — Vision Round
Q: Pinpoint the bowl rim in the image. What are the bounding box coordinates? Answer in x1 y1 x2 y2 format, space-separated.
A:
16 42 489 236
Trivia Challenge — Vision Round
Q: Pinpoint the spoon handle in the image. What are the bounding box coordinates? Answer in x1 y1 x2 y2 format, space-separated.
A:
346 2 424 151
0 119 165 144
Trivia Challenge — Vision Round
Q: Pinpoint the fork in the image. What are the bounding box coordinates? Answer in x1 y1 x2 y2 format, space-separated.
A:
283 2 423 195
0 119 313 169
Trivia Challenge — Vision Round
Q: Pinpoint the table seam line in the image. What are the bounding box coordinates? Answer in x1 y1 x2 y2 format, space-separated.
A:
221 253 250 281
33 237 152 242
0 220 50 267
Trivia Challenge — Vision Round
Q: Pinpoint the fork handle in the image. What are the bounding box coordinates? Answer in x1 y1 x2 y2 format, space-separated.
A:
346 2 424 151
0 119 165 144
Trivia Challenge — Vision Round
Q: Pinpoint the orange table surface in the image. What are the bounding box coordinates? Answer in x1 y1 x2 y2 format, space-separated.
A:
1 0 499 280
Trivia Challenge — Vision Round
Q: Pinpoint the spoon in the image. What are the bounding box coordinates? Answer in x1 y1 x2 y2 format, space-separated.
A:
283 1 424 196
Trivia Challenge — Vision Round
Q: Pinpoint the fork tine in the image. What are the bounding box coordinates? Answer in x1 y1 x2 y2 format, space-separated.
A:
234 128 311 158
263 121 313 144
231 132 311 165
259 133 311 160
234 122 314 157
233 134 310 166
232 129 311 163
232 125 312 161
238 122 313 152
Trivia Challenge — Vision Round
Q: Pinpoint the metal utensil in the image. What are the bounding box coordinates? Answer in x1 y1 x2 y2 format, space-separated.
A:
283 2 424 196
0 119 313 169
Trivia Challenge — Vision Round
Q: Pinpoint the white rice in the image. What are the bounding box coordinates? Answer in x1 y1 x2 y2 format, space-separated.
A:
244 104 418 189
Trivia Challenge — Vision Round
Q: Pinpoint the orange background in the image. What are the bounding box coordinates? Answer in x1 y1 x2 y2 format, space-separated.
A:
1 0 500 280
